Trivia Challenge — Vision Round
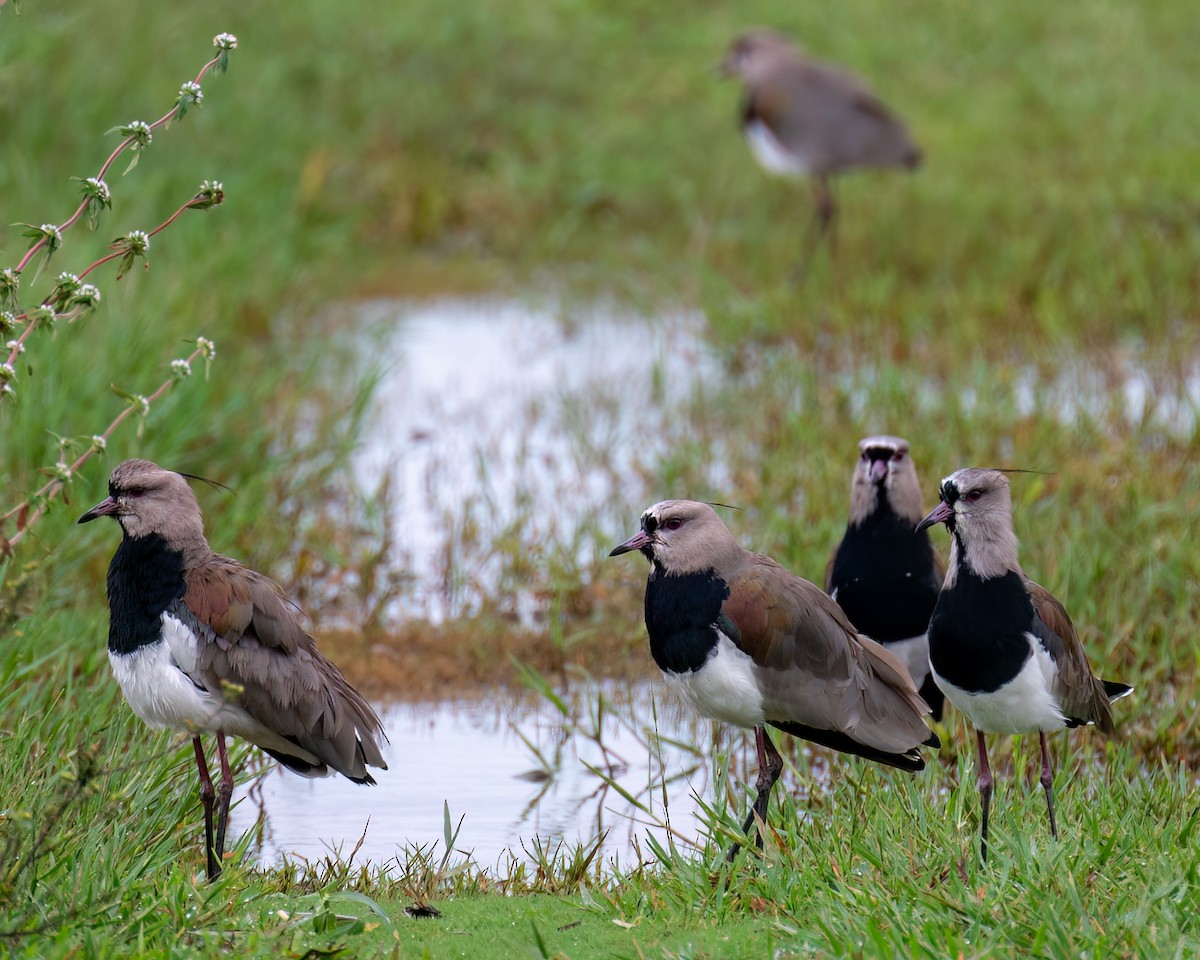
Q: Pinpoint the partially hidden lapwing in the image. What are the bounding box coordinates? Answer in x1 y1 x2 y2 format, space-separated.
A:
826 435 945 720
916 468 1132 863
610 499 939 858
79 459 387 881
719 29 921 278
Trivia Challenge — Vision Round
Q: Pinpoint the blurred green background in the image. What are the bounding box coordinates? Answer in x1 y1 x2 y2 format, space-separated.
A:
2 0 1197 596
1 0 1199 956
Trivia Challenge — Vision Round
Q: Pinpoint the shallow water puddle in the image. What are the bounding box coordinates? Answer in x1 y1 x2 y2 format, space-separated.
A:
231 681 744 868
352 298 713 621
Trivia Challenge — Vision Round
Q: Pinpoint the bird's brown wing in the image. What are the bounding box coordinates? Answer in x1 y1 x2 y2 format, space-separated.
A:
1026 579 1116 735
774 60 919 171
180 555 388 779
844 85 901 126
720 556 936 757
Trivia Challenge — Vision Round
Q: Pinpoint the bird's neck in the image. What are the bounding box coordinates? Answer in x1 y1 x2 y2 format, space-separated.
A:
946 525 1021 586
106 534 187 654
850 479 923 528
850 489 916 533
847 481 880 526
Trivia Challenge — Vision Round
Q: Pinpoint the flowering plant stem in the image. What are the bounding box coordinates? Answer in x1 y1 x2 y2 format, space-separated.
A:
12 50 228 276
0 342 212 555
0 32 236 556
4 189 223 371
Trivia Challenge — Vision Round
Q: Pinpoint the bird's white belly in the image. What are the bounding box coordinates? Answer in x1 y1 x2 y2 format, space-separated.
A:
933 637 1065 735
665 632 765 729
745 120 810 177
888 633 931 687
109 613 301 757
109 627 221 733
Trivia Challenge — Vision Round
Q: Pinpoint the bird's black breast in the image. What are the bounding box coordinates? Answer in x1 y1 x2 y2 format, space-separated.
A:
643 565 728 674
740 93 759 130
927 565 1034 693
106 534 187 655
829 508 941 642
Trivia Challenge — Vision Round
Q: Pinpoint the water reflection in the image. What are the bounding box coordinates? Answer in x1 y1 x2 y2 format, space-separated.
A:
232 681 756 869
353 299 713 622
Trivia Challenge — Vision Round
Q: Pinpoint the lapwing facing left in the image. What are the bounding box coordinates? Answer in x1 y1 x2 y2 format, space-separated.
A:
826 435 945 720
916 468 1132 863
79 459 387 881
611 499 939 858
719 29 921 279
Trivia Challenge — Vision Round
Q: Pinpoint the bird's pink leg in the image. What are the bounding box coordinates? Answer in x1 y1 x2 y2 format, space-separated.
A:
815 175 837 256
727 725 784 861
192 736 219 881
213 732 234 872
977 729 993 864
1038 731 1059 841
794 175 837 282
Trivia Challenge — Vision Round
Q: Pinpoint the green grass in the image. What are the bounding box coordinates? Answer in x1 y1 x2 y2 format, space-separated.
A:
1 0 1199 956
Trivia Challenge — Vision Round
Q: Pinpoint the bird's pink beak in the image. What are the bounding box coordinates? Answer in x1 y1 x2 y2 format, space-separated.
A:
915 500 954 533
609 529 652 557
870 458 889 483
78 495 119 524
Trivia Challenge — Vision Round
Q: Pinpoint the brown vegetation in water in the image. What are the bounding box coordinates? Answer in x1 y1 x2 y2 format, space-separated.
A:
318 610 652 701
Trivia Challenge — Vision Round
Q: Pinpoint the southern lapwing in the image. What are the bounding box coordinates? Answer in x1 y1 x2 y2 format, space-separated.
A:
719 29 921 278
916 468 1132 863
826 435 945 720
610 499 939 858
78 459 387 881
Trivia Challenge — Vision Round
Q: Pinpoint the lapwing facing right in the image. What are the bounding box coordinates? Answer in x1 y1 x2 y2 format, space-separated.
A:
719 29 922 279
826 435 945 720
611 499 939 859
916 468 1132 863
79 459 387 881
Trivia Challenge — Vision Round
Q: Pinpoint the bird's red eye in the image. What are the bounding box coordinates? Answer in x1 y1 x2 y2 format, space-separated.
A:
892 452 905 462
663 517 684 530
965 490 983 502
126 487 147 498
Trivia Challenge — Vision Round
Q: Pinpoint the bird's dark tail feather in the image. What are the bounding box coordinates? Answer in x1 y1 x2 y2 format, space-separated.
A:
1102 680 1134 703
1065 679 1134 733
262 745 379 785
262 747 329 778
768 720 931 772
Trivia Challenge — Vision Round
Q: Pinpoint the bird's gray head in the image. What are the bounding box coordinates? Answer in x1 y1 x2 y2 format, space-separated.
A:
916 468 1019 579
609 499 743 575
719 29 801 83
850 435 926 524
78 458 206 549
